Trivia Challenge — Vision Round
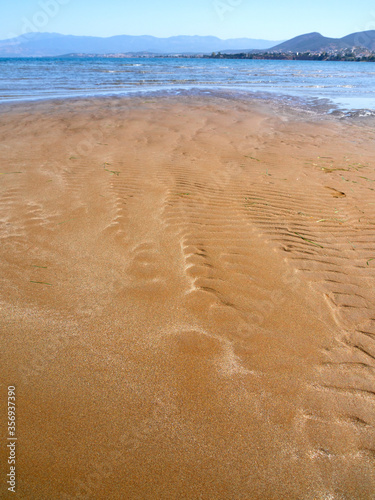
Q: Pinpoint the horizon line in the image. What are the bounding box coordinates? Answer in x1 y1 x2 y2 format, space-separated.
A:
2 29 370 43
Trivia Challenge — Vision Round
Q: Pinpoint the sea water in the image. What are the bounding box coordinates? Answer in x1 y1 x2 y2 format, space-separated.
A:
0 57 374 115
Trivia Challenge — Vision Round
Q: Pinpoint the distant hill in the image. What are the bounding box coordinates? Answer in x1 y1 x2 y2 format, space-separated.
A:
269 30 375 53
0 33 281 57
2 30 374 58
341 30 375 51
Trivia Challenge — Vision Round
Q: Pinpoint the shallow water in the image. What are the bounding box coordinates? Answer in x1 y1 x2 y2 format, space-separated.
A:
0 57 375 115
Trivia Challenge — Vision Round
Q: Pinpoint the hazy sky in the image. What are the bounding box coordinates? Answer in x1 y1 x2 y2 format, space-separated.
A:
2 0 375 41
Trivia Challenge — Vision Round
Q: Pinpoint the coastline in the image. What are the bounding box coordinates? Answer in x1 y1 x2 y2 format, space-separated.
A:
1 94 375 498
1 57 375 118
2 86 375 122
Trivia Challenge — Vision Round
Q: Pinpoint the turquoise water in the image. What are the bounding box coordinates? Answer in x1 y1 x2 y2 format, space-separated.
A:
0 57 375 114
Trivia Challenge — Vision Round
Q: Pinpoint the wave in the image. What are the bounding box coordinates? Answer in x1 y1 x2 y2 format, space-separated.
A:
0 58 374 115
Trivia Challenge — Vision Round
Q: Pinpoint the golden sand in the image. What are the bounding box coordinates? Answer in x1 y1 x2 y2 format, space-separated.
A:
0 95 375 498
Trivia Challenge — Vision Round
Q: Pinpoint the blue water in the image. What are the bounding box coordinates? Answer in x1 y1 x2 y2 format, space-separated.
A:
0 57 375 114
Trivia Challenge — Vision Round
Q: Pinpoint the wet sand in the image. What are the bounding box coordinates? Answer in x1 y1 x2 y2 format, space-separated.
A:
0 95 375 499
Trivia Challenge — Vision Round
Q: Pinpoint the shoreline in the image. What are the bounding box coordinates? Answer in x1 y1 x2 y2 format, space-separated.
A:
0 75 374 118
1 87 375 122
2 57 375 116
1 95 375 498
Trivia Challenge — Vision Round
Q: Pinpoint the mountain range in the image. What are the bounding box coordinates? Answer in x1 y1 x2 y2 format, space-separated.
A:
0 30 374 57
0 33 280 57
266 30 375 53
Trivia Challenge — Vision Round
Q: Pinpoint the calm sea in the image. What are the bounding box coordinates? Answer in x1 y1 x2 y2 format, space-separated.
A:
0 57 375 115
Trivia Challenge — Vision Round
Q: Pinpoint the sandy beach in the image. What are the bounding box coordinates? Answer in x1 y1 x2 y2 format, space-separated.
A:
1 95 375 499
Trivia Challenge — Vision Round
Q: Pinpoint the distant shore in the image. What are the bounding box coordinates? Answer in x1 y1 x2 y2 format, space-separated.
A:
26 51 375 61
205 51 375 62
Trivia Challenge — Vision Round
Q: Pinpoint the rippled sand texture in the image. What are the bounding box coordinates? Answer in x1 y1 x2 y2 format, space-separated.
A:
1 96 375 499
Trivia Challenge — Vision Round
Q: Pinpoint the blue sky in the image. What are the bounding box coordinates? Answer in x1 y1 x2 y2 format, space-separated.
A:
2 0 375 41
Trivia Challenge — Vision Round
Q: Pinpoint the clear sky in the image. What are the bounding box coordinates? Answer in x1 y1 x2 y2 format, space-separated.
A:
2 0 375 41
